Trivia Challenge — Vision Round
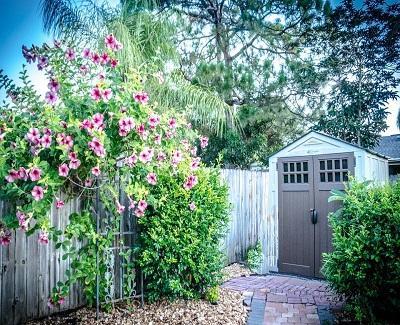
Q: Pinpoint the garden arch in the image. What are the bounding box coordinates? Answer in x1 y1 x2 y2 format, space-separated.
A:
268 131 388 277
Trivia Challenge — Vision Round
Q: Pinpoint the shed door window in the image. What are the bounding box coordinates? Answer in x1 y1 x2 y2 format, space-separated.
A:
283 161 309 184
319 158 349 183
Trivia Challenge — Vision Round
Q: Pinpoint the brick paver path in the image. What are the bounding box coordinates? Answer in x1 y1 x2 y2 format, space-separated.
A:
222 274 343 325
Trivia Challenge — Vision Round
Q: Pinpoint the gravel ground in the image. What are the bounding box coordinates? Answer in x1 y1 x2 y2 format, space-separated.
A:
29 264 250 325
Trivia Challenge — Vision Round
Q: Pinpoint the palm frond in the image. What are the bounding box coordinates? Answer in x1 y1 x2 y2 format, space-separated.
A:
147 72 239 136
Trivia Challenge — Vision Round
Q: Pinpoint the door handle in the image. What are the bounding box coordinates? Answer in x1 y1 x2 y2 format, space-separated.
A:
310 209 318 224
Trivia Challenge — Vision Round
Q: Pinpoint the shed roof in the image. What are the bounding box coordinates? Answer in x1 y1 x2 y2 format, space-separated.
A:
373 134 400 160
270 130 388 160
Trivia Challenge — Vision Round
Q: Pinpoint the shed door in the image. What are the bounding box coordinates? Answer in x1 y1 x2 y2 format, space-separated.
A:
278 153 354 278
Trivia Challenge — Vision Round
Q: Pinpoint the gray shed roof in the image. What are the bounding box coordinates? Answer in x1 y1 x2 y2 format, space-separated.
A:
374 134 400 160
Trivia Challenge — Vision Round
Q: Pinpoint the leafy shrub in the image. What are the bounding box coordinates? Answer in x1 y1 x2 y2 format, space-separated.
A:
246 241 263 273
323 181 400 322
205 286 219 304
138 167 229 301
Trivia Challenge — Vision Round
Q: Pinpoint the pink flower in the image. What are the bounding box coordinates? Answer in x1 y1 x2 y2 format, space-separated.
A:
17 211 28 231
136 123 148 140
100 52 109 65
102 88 112 102
82 48 91 58
148 114 160 128
91 166 101 177
68 151 78 160
64 135 73 148
133 91 149 105
139 147 154 164
146 173 157 185
18 167 28 180
105 34 117 50
80 119 94 131
58 164 69 177
29 167 42 181
119 117 135 136
56 200 65 209
60 121 68 129
69 159 81 170
168 118 177 129
110 58 118 68
189 202 196 211
190 157 201 171
172 150 183 167
135 208 144 217
84 178 93 187
126 154 138 167
116 201 125 214
0 228 12 246
92 113 104 129
137 200 148 212
26 128 40 144
88 137 106 158
38 231 49 244
32 186 44 201
37 56 48 70
154 134 162 145
200 136 209 149
157 152 166 162
128 198 136 210
48 79 60 92
41 134 52 148
91 87 102 101
45 91 58 105
5 169 18 183
190 147 197 156
91 52 101 64
43 128 52 136
183 175 198 190
65 48 76 60
80 65 89 75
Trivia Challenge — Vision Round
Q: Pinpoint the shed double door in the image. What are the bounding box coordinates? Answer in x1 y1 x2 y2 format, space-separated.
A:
278 153 354 278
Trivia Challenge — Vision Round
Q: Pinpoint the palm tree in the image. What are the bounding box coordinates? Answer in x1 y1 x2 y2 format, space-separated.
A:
40 0 237 136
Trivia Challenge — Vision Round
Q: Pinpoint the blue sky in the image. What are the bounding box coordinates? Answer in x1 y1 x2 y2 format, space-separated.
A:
0 0 398 134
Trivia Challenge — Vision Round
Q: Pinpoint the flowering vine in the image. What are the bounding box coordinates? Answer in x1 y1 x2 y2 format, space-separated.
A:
0 34 211 306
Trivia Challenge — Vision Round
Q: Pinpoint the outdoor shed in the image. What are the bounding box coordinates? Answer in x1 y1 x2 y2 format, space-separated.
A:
265 131 388 277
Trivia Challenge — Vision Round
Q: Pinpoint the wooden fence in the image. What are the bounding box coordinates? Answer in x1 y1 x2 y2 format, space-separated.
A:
0 195 85 325
221 169 274 273
0 169 272 324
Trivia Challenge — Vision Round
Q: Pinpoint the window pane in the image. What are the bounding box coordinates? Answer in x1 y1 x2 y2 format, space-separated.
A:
303 162 308 172
297 174 302 183
343 171 348 181
327 172 333 182
290 163 295 172
320 161 325 170
290 174 295 183
284 175 288 183
335 160 340 169
303 174 308 183
342 159 348 169
283 163 288 172
335 172 341 182
320 173 326 182
327 160 333 170
296 162 302 171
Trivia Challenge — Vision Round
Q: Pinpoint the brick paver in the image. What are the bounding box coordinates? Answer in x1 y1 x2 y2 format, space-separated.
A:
222 274 343 325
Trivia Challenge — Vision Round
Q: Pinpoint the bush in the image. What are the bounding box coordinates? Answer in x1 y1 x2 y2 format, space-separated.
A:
246 241 263 273
137 168 229 301
323 181 400 322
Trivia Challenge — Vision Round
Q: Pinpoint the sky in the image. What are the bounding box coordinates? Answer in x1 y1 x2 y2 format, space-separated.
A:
0 0 398 136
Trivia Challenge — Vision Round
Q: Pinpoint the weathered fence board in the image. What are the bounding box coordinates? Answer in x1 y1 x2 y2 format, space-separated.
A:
221 169 274 273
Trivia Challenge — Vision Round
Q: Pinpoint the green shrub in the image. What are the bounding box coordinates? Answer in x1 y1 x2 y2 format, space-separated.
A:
323 181 400 323
246 241 263 273
205 286 219 304
137 167 229 302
